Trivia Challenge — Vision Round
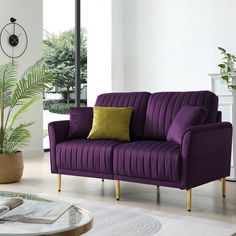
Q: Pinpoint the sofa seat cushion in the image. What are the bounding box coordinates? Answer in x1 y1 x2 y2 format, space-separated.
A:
113 141 181 182
56 139 123 174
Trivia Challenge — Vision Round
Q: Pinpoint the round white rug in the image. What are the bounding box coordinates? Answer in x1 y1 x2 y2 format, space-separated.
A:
38 194 236 236
81 202 161 236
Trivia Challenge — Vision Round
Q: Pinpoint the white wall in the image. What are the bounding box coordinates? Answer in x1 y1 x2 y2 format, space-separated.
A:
87 0 125 105
123 0 236 92
86 0 236 102
111 0 125 92
87 0 112 106
0 0 43 157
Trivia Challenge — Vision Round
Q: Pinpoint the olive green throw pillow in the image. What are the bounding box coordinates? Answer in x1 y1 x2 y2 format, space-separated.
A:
87 107 133 141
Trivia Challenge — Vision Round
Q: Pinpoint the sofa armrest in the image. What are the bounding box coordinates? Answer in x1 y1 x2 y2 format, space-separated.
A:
180 122 232 189
48 120 69 173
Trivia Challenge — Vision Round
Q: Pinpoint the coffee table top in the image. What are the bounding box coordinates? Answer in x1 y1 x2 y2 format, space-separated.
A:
0 191 93 236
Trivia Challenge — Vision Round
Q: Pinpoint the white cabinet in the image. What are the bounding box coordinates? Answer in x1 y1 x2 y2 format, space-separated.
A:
209 73 236 181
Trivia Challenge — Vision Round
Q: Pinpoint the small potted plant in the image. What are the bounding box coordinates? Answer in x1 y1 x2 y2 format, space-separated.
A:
0 61 48 183
218 47 236 90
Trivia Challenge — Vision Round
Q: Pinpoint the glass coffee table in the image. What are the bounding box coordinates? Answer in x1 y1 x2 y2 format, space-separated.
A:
0 191 93 236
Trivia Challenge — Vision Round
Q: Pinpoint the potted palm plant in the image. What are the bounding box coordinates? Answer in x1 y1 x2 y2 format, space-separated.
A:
0 61 48 183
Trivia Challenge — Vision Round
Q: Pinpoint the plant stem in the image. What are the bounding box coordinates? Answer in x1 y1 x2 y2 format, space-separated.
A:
0 67 6 153
4 107 12 130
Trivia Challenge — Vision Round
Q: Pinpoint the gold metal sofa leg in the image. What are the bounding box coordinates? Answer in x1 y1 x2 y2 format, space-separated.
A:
187 189 192 212
221 177 226 198
57 174 61 192
115 180 120 200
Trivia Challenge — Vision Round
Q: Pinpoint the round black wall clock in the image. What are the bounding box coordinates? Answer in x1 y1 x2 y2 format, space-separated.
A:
0 18 28 61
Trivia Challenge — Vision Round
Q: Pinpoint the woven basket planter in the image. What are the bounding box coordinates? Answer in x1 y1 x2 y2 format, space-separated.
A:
0 152 24 183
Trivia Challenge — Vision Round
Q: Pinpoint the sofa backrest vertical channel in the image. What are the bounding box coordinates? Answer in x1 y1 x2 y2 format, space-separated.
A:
144 91 219 140
95 92 151 140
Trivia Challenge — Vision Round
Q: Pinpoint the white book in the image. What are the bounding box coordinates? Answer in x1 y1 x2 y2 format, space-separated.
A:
0 198 23 217
0 197 71 224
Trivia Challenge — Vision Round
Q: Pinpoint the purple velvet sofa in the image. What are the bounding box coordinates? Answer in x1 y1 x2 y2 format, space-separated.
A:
48 91 232 211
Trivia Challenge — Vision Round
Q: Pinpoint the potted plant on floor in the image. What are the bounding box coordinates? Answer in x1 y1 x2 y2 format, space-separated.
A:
0 61 48 183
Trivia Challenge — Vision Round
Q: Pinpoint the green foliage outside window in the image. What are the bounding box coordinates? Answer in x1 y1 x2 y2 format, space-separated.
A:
43 28 87 106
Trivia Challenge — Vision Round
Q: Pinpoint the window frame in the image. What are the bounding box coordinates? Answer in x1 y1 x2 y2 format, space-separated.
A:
75 0 81 107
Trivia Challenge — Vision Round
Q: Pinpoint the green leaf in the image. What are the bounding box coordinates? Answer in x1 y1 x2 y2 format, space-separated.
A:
228 67 232 72
0 63 18 153
10 95 41 127
11 62 49 107
218 64 225 68
0 63 17 110
2 122 34 153
229 85 236 90
221 75 229 82
218 47 226 53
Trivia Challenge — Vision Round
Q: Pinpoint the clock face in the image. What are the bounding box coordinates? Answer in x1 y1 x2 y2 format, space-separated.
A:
0 21 28 59
9 34 19 47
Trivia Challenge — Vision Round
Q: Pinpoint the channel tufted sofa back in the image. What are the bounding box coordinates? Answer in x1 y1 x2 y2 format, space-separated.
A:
95 92 150 139
144 91 218 140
